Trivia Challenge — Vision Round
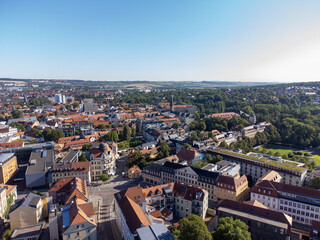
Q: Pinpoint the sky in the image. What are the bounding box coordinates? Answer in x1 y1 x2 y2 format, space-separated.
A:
1 0 320 82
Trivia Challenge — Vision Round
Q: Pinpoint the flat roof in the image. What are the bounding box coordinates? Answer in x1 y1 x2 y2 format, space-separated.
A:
26 149 54 174
0 153 15 164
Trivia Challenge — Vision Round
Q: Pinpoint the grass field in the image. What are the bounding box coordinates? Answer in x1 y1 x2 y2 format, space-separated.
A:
260 144 320 166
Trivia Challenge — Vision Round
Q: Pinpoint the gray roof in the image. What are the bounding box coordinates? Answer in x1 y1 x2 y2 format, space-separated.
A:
7 116 37 125
11 222 45 239
26 149 54 174
28 196 41 208
136 223 174 240
0 153 15 164
60 150 80 163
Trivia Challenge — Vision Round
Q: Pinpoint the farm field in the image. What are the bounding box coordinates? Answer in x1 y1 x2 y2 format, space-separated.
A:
260 144 320 166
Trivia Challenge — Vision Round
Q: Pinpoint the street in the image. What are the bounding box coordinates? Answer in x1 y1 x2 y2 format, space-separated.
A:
87 152 149 239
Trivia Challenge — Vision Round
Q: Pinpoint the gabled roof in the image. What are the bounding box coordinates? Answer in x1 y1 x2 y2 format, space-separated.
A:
252 180 320 200
216 174 247 190
63 197 96 233
177 148 201 162
114 195 150 233
49 177 88 204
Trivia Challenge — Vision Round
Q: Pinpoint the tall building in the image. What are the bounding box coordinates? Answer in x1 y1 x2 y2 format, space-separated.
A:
54 94 66 104
0 153 18 184
170 95 174 112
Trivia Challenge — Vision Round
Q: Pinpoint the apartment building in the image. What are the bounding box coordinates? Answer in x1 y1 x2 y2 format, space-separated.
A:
0 153 18 184
114 182 207 240
89 143 117 180
251 179 320 226
9 193 46 230
211 112 240 120
208 148 307 185
0 184 17 218
142 161 242 202
215 174 250 201
0 187 6 218
0 140 24 150
61 197 97 240
49 177 88 205
50 161 91 185
216 199 292 240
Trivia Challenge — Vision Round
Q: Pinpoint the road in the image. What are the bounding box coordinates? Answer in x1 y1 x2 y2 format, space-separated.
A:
88 152 149 239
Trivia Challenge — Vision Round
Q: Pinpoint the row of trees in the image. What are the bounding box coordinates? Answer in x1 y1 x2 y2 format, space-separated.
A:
32 128 65 142
99 125 136 143
169 215 251 240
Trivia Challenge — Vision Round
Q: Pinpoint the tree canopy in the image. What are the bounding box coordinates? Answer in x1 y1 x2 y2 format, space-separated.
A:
176 214 212 240
308 176 320 189
212 217 251 240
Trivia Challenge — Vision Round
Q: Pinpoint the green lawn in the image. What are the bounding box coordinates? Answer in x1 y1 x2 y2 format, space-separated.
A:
260 144 320 166
312 155 320 166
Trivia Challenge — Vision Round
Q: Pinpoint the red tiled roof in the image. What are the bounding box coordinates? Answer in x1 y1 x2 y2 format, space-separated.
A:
251 180 320 199
177 148 201 162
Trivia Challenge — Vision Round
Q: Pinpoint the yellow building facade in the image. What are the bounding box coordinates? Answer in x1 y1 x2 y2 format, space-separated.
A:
216 174 249 201
0 153 18 184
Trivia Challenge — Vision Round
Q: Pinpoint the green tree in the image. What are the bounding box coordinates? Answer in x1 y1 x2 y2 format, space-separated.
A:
172 122 180 129
79 153 88 162
73 102 79 108
168 225 180 240
123 125 131 142
131 127 136 137
97 124 106 130
205 154 213 162
308 176 320 189
11 109 23 118
110 131 119 141
157 141 171 159
1 228 12 240
242 106 254 115
219 141 228 148
118 141 129 150
82 143 92 151
212 217 251 240
99 174 109 182
178 214 212 240
184 143 193 149
128 151 147 168
51 129 65 142
9 122 26 132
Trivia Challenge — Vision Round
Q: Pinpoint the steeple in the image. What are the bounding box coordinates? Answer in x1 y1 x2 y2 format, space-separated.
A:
170 95 174 112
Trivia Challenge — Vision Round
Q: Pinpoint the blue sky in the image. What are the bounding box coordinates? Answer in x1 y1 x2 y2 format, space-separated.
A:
1 0 320 82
